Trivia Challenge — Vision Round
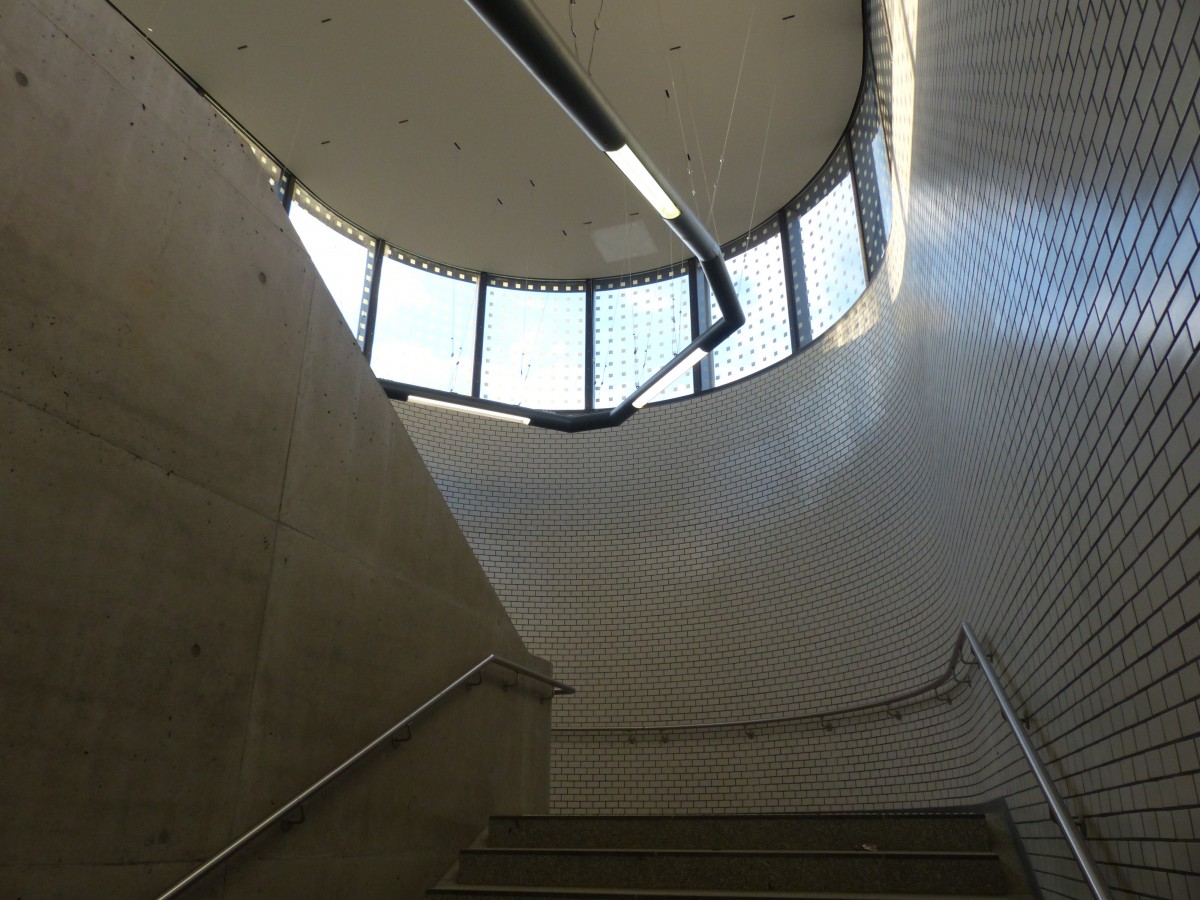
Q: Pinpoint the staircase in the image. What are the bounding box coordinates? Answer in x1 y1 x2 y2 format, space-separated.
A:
427 812 1036 898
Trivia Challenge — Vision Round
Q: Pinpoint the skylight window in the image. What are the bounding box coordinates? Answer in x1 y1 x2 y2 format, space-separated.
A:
288 188 373 343
371 251 479 394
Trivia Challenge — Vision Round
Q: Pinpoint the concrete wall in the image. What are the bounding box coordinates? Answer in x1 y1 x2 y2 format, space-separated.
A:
0 1 550 897
394 1 1200 898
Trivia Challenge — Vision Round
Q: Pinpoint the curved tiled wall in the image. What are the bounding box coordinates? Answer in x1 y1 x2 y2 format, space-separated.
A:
396 1 1200 898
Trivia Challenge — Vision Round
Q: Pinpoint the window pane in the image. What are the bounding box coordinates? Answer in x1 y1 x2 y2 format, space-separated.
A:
370 250 478 394
480 281 586 409
872 127 893 239
593 271 693 408
288 186 372 342
849 90 889 277
797 175 866 339
708 233 790 387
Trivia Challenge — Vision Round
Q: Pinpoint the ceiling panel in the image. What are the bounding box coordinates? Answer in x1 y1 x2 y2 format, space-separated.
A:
113 0 862 278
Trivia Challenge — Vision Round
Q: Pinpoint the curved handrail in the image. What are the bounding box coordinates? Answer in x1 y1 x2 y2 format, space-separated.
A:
154 655 574 900
553 630 970 735
962 624 1113 900
554 625 1113 900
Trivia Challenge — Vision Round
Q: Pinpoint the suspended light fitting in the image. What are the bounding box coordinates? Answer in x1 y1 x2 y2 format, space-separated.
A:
393 0 745 431
409 395 532 425
632 348 708 408
607 145 681 220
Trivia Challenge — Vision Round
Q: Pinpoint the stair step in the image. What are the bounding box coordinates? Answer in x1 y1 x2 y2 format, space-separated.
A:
456 848 1008 896
487 814 991 852
429 886 1019 900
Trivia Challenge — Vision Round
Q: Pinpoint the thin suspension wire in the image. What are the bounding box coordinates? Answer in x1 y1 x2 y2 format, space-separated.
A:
518 179 551 400
284 69 318 165
283 16 330 168
620 178 651 385
729 26 782 336
745 75 779 244
448 278 463 394
568 0 579 59
676 49 714 224
622 178 632 278
657 4 700 219
449 144 464 393
707 6 756 235
524 178 535 283
660 78 676 266
728 80 777 316
586 0 606 75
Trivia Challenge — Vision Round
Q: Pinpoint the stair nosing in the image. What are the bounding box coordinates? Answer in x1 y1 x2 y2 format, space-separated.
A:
490 813 988 822
461 847 1003 861
430 885 1021 900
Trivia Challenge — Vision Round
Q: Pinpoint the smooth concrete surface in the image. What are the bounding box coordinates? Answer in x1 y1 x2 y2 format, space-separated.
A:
0 0 550 896
0 0 313 520
0 392 273 863
0 862 224 900
224 852 468 900
231 526 546 858
277 282 506 612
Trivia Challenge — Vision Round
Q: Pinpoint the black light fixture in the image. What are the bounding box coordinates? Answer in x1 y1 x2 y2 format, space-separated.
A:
389 0 744 432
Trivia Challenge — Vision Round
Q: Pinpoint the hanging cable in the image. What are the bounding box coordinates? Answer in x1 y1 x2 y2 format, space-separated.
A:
725 17 781 374
707 5 756 236
746 83 778 242
284 69 318 166
518 179 551 398
586 0 606 75
676 48 714 224
656 3 707 226
568 0 579 60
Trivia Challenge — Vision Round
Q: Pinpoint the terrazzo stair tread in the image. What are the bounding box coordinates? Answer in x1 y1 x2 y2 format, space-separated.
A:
486 814 992 852
455 847 1008 895
427 884 1031 899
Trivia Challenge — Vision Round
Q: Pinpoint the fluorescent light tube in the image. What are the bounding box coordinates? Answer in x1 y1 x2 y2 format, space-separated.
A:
607 145 681 220
632 348 707 408
408 395 531 425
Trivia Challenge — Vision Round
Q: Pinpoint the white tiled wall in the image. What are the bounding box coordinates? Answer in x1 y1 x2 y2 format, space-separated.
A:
395 1 1200 897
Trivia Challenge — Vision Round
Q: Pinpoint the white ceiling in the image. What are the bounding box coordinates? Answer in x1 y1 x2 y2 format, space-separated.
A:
113 0 862 278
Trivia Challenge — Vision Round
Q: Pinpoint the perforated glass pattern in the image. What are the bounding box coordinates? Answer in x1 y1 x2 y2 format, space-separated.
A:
872 128 892 241
795 176 866 339
481 282 586 409
707 233 790 386
593 272 693 408
849 86 888 276
370 251 478 394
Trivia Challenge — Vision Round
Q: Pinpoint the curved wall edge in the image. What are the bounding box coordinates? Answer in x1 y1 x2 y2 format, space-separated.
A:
395 0 1200 896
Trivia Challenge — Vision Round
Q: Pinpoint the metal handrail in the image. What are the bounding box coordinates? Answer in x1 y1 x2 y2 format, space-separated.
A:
962 623 1113 900
552 624 1112 900
154 655 574 900
553 630 971 735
